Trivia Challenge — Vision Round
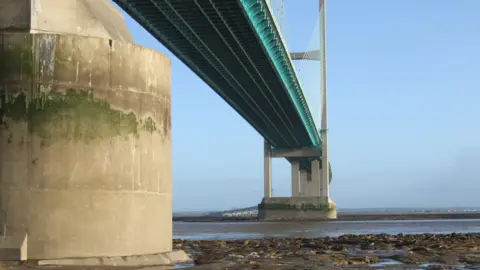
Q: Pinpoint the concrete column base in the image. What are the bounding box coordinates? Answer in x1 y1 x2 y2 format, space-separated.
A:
0 233 27 261
1 32 174 260
258 197 337 221
37 250 191 267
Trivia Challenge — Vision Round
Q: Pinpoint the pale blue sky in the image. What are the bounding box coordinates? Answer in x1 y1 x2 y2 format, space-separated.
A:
117 1 480 211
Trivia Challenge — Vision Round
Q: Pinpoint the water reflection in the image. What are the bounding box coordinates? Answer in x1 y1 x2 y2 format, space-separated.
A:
173 219 480 240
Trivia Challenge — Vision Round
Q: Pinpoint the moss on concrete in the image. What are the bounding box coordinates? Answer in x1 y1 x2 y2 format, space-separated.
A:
258 203 297 210
0 88 159 146
299 203 332 212
141 116 158 133
0 38 34 78
258 202 334 212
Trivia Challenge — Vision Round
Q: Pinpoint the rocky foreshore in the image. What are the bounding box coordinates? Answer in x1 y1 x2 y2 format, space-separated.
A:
0 233 477 269
177 233 480 269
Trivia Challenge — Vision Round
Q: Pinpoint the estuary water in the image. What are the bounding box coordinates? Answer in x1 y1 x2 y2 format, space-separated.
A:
173 219 480 240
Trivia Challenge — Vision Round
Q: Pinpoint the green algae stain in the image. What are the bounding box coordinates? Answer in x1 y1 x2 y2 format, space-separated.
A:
258 202 334 212
0 88 159 146
0 38 34 79
142 117 157 133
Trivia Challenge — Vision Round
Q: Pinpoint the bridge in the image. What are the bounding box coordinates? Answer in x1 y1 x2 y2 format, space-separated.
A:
0 0 335 266
113 0 334 207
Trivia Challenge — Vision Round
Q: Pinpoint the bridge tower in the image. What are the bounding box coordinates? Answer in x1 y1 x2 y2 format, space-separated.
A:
259 0 336 220
0 0 187 265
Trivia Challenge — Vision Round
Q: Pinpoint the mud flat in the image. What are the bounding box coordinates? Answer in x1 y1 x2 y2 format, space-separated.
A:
175 233 480 269
173 212 480 222
0 233 479 269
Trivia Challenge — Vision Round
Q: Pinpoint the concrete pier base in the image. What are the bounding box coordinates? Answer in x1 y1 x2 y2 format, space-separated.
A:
37 250 191 267
0 25 177 268
0 31 174 261
258 197 337 221
0 31 175 261
0 233 27 260
0 0 179 264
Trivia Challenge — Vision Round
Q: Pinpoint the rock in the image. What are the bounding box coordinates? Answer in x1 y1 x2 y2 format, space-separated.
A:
411 245 436 256
172 232 480 268
462 254 480 264
388 252 426 265
308 253 348 266
346 256 379 265
331 244 346 251
426 265 447 270
435 251 459 265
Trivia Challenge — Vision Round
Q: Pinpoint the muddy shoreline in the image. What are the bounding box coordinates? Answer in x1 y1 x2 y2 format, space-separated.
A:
0 233 478 269
177 232 480 269
173 212 480 222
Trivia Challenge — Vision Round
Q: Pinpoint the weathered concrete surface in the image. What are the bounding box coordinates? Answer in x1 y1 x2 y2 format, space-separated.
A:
258 197 337 221
0 0 133 43
37 250 190 266
0 32 172 260
0 234 27 260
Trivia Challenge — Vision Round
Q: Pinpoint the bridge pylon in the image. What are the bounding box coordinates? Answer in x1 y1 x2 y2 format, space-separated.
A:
258 0 336 221
259 141 336 220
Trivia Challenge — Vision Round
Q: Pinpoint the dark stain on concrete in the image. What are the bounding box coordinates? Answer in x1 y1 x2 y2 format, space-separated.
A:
1 33 172 146
0 88 162 146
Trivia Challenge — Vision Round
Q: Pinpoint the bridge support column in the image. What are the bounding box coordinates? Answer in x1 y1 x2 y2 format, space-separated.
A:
310 159 321 197
0 1 189 266
291 161 300 197
320 166 330 198
258 157 336 220
258 0 337 220
299 169 308 196
264 141 272 198
305 172 315 196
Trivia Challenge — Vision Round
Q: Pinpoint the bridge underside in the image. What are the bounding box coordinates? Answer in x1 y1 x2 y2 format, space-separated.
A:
114 0 322 169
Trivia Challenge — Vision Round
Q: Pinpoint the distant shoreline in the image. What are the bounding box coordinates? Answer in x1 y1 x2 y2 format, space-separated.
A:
173 212 480 222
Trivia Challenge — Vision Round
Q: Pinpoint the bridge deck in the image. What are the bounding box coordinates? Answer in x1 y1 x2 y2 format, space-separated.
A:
114 0 323 170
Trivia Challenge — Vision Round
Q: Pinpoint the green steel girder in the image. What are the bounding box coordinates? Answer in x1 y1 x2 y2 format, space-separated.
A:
115 0 310 149
239 0 321 147
114 0 331 178
118 2 278 145
167 0 307 147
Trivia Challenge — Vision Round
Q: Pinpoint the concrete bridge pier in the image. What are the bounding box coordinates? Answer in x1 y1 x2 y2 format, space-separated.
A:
310 159 321 197
290 160 300 197
258 145 336 220
0 0 188 266
303 170 317 197
299 169 308 196
264 141 272 198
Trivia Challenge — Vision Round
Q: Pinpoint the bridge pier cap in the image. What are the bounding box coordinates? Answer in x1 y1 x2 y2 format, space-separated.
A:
261 146 336 220
0 0 133 42
0 0 188 265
